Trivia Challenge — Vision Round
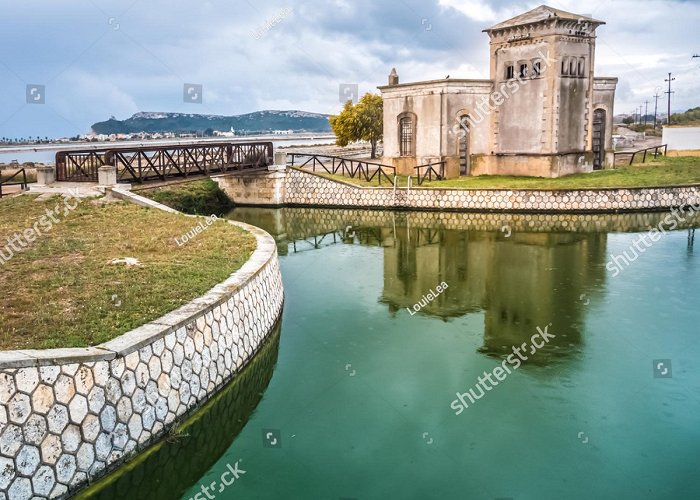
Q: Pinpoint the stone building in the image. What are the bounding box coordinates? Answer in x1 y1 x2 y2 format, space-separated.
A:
378 5 618 179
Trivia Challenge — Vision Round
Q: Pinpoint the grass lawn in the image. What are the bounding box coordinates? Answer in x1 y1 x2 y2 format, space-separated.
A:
309 157 700 190
138 178 234 215
0 195 256 350
424 156 700 189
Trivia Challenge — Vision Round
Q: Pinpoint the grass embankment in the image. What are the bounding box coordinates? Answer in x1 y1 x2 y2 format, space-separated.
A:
310 157 700 190
138 178 234 215
0 195 255 350
423 157 700 189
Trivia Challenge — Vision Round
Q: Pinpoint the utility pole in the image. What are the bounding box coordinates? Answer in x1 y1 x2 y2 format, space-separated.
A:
653 91 661 130
644 100 649 127
665 72 675 125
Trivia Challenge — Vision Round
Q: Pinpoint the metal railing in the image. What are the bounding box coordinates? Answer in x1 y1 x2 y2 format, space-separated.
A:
108 142 272 183
414 161 445 185
0 168 28 198
614 144 668 167
288 153 395 185
56 150 107 182
56 142 273 182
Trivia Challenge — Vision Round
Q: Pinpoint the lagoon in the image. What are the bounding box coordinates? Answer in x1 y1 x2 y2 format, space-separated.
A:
86 208 700 500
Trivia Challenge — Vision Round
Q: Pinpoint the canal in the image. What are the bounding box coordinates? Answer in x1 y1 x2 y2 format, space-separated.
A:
84 207 700 500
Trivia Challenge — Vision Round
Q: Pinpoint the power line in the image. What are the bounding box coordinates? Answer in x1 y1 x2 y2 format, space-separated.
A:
665 73 676 125
644 100 649 127
653 91 661 130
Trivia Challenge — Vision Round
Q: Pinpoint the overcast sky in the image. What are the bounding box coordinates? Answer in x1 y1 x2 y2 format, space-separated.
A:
0 0 698 138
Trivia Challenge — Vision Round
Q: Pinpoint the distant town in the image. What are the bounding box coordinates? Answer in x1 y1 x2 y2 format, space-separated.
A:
0 109 333 146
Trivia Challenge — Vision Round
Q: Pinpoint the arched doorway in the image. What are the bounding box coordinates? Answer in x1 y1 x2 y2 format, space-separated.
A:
458 115 470 176
592 109 606 170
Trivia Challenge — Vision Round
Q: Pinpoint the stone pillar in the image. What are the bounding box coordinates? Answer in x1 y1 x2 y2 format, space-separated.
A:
274 151 287 167
35 166 55 185
98 165 117 186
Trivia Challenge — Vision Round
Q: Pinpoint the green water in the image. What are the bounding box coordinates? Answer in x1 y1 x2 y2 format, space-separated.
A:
92 208 700 500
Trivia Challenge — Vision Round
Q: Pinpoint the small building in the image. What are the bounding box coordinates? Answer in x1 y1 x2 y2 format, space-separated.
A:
378 5 618 179
662 126 700 154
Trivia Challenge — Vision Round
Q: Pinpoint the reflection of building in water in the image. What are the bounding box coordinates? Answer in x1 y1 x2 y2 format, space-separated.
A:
227 207 610 363
381 227 607 362
382 228 491 318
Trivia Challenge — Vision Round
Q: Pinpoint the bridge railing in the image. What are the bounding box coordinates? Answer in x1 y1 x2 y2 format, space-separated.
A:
288 153 395 185
56 142 274 182
55 150 108 182
0 168 28 198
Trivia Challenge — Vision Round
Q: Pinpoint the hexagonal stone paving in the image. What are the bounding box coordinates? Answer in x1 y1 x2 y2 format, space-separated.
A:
0 238 284 496
32 465 56 496
14 445 40 475
46 404 69 434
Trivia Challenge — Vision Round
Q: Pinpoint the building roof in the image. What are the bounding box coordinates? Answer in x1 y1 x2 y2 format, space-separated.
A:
377 78 493 92
484 5 604 32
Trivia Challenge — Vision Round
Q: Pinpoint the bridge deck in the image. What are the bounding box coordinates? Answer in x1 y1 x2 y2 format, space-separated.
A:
56 141 273 183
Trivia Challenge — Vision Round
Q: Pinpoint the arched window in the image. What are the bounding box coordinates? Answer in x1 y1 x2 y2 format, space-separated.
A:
399 116 415 157
505 64 514 79
532 60 542 77
578 57 586 77
569 58 576 76
561 57 569 76
519 62 528 78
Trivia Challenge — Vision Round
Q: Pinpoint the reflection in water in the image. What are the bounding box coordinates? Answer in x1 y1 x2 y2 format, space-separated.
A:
381 227 606 364
229 207 628 366
78 322 282 500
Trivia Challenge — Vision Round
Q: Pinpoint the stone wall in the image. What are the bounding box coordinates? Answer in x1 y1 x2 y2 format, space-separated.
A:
0 194 284 499
252 207 700 241
284 168 700 212
211 168 286 207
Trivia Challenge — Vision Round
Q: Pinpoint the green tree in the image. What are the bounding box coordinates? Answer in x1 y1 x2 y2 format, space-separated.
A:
330 93 383 159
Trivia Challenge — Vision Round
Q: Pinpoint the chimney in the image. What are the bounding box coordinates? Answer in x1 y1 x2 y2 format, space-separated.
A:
388 68 399 86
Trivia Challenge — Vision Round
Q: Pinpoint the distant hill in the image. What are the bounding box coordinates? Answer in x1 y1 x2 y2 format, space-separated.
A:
670 107 700 126
91 110 332 135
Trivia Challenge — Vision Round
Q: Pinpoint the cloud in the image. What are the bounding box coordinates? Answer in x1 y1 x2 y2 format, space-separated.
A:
438 0 520 23
0 0 698 138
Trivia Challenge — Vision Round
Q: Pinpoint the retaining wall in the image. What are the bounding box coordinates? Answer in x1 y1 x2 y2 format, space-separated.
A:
0 192 284 499
284 168 700 212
